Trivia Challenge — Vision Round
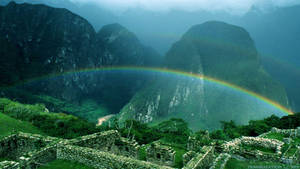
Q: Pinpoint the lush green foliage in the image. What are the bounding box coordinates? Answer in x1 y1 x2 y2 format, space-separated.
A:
1 89 111 123
211 113 300 140
0 112 43 138
38 160 94 169
225 158 296 169
117 118 191 146
0 98 101 139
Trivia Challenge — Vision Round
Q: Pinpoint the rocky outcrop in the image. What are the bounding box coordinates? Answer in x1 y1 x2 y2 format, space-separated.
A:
120 21 289 130
0 2 160 112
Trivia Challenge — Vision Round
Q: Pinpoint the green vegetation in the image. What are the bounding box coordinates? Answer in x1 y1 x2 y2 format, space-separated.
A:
173 147 186 168
0 96 299 169
225 158 297 169
0 157 10 162
211 113 300 140
138 145 147 161
38 160 94 169
0 98 101 139
1 89 111 123
0 112 43 138
241 144 275 154
264 132 285 141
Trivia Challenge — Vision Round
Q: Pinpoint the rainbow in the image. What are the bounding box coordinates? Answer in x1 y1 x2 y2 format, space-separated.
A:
5 66 294 115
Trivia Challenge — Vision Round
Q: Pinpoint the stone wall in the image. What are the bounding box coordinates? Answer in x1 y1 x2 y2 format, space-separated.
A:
0 131 175 169
183 146 214 169
183 151 197 165
146 142 176 167
68 130 140 158
0 132 59 160
114 137 140 158
187 131 210 152
241 136 283 153
259 127 300 138
57 144 172 169
187 136 202 152
222 136 284 161
210 153 231 169
0 161 19 169
68 130 120 151
18 145 57 169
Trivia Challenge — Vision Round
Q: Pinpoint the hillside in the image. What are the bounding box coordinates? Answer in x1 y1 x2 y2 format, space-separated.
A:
120 21 290 130
0 112 43 138
0 2 161 116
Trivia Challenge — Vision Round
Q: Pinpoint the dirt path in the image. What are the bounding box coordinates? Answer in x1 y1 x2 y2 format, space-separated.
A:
97 114 115 126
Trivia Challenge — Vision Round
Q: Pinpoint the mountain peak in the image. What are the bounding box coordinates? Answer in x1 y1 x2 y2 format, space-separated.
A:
183 21 255 49
97 23 138 43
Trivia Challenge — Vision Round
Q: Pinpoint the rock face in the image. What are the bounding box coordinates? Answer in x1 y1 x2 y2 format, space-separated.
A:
0 2 160 111
120 21 289 130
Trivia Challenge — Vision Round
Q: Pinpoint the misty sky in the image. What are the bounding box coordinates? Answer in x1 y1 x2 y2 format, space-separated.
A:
70 0 300 15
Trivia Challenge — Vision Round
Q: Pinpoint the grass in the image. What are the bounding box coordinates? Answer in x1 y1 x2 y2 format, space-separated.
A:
157 139 187 168
138 140 186 168
214 154 229 168
264 132 285 141
0 157 10 162
39 160 94 169
0 112 43 138
241 144 275 154
138 145 148 161
225 158 297 169
285 145 298 157
173 147 186 168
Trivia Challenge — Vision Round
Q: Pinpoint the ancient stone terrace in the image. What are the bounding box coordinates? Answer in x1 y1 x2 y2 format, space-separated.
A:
183 146 214 169
218 127 300 167
0 131 168 169
2 128 298 169
146 141 176 166
0 130 216 169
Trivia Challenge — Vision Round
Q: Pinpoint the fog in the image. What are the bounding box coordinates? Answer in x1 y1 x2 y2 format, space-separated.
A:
70 0 300 15
1 0 300 111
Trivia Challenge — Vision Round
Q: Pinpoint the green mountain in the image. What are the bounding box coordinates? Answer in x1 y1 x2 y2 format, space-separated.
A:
119 21 289 130
0 2 160 113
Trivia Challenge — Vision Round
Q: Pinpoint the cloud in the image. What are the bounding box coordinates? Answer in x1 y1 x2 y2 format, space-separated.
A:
70 0 300 15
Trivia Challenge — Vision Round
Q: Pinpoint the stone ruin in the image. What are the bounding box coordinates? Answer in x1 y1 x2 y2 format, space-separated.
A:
183 146 214 169
259 127 300 138
67 130 140 158
217 128 300 167
2 128 298 169
0 130 220 169
146 141 176 166
187 130 210 152
0 131 171 169
222 136 284 161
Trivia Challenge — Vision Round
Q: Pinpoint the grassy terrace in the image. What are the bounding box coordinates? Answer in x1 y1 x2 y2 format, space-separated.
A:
158 139 187 168
225 158 298 169
0 157 11 162
0 112 43 138
263 132 285 141
39 160 94 169
138 140 187 168
214 154 229 168
264 132 300 157
241 144 276 154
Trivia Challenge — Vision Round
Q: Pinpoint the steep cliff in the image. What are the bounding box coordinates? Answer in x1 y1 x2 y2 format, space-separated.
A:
0 2 160 112
120 21 289 130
